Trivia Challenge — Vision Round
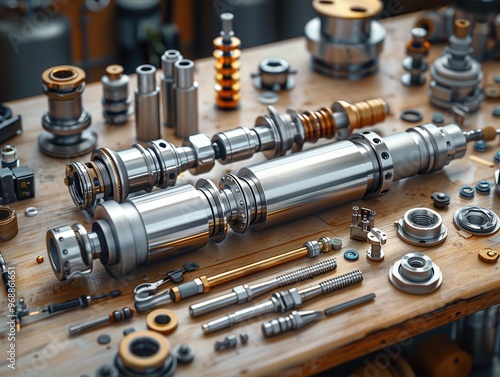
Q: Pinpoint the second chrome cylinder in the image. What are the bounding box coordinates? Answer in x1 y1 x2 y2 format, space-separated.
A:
135 65 161 142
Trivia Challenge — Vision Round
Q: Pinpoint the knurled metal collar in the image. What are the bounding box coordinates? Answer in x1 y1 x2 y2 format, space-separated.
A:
453 206 500 235
312 0 382 19
42 65 86 90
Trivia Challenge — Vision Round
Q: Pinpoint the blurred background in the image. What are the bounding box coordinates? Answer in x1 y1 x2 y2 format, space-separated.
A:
0 0 452 102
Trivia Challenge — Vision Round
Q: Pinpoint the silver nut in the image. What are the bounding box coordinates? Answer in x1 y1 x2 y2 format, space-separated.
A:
183 134 215 175
232 285 250 304
389 252 443 294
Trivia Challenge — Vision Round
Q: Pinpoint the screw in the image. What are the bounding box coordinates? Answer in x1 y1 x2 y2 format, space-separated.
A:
214 335 237 351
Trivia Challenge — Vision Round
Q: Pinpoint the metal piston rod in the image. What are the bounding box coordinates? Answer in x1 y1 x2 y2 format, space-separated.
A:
65 98 388 210
47 123 496 281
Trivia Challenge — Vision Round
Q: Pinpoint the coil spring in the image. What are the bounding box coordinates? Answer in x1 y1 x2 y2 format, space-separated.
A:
348 98 388 130
276 258 337 287
297 107 336 143
319 270 363 294
213 36 241 109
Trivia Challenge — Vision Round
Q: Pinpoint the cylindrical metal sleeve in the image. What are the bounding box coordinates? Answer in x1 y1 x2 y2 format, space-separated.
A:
135 89 161 142
212 127 260 164
129 185 211 262
117 145 159 193
238 140 377 227
174 84 199 138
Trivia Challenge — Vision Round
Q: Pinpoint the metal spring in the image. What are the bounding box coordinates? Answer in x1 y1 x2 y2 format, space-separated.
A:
349 99 388 130
319 270 363 294
297 107 336 143
213 37 241 109
276 258 337 287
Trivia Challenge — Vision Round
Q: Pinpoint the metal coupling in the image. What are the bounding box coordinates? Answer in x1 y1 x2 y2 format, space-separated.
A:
396 208 448 247
401 28 430 87
251 58 296 91
214 13 241 109
429 19 484 114
48 123 494 280
305 0 386 79
1 145 19 168
101 65 132 124
389 252 443 295
64 98 389 210
135 64 161 142
350 206 376 241
161 49 182 128
39 65 96 158
174 59 199 138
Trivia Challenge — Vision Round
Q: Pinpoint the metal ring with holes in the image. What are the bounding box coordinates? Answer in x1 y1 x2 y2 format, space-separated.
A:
396 208 447 247
400 109 423 123
389 252 443 295
0 206 18 241
453 206 500 235
146 309 179 334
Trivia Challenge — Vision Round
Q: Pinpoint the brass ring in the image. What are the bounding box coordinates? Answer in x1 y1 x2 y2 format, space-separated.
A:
118 330 170 371
146 309 179 334
0 206 18 241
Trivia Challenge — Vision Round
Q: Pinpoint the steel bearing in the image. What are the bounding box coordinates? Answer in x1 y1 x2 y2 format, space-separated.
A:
453 206 500 235
389 252 443 294
397 208 447 247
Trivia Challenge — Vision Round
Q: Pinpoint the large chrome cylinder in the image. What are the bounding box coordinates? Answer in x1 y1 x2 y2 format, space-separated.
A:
48 123 473 281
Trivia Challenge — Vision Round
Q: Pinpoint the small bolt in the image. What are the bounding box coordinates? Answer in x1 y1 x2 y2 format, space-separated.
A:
36 255 44 264
214 335 237 351
240 332 249 344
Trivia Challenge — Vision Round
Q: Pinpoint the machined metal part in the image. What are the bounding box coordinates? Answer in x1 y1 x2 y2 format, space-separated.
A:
401 28 430 87
460 185 475 199
431 192 450 209
174 59 199 138
174 343 195 364
202 270 363 334
262 293 376 337
161 50 183 128
389 252 443 295
101 65 132 125
64 98 389 210
39 65 96 158
305 0 386 79
429 19 484 114
135 65 161 142
366 228 386 262
115 330 177 377
350 206 376 241
453 206 500 235
188 257 337 318
135 237 336 312
0 104 22 144
48 123 494 281
214 13 241 110
396 208 448 247
68 307 135 335
146 309 178 334
252 58 296 91
475 180 491 194
1 145 19 168
214 335 237 351
0 206 17 241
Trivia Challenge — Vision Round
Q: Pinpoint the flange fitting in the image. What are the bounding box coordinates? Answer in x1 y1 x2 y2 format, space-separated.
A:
305 0 386 79
396 208 447 247
39 65 96 158
453 206 500 235
389 252 443 295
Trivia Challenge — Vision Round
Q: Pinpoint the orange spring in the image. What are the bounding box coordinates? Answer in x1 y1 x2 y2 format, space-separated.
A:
346 98 388 131
297 107 336 143
213 36 241 109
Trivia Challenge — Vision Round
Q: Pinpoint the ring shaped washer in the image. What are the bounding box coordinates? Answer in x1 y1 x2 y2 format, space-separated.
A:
146 309 179 334
400 109 423 123
389 252 443 294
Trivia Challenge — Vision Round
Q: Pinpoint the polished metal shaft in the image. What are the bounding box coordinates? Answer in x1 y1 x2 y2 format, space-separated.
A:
135 65 161 142
65 98 388 210
68 307 135 335
189 258 337 317
161 50 182 128
48 123 494 281
201 270 363 334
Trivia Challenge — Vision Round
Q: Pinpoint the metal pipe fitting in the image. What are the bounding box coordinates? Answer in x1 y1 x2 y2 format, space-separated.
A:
64 98 389 210
47 123 494 281
429 19 484 114
101 65 132 125
396 208 448 247
251 58 296 91
305 0 386 79
174 59 199 138
401 28 430 87
389 252 443 295
134 64 161 142
160 50 182 128
39 65 96 158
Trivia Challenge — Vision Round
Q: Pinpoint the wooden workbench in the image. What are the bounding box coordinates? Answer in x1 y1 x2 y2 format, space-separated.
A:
1 13 499 377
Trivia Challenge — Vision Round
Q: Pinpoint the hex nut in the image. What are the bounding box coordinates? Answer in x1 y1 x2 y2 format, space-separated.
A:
174 343 195 364
183 134 215 175
389 252 443 294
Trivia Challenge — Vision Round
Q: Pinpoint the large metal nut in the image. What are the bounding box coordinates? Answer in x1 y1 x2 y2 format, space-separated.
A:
389 252 443 295
183 134 215 175
397 208 447 247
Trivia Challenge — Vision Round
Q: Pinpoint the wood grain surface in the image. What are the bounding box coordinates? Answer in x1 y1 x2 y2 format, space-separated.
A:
1 12 499 377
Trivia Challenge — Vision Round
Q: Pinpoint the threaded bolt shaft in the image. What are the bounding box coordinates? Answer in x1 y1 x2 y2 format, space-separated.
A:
276 258 337 287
